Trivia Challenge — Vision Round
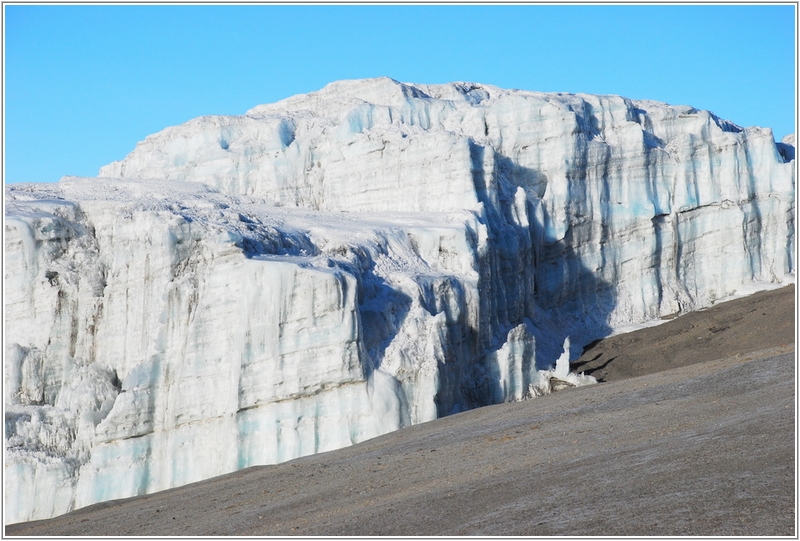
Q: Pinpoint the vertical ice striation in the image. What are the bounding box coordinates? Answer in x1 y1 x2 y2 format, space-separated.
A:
5 78 795 523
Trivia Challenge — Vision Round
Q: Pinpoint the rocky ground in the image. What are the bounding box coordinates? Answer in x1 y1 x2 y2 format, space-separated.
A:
573 284 796 382
6 285 795 537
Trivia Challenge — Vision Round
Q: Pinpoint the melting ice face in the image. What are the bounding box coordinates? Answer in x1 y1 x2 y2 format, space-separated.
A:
4 77 795 524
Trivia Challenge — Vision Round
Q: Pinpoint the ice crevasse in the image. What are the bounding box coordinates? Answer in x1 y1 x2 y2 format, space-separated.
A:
4 77 795 523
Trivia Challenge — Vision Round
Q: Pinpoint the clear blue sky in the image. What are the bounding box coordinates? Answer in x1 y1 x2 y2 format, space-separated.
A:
4 4 796 184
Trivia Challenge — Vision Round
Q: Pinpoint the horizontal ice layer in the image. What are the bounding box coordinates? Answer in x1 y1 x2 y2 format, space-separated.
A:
6 78 795 524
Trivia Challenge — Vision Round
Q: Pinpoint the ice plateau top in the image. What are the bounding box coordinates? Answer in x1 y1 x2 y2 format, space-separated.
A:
5 77 795 524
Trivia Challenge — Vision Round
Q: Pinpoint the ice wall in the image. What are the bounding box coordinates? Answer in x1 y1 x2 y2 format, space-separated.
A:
5 78 795 523
100 77 795 330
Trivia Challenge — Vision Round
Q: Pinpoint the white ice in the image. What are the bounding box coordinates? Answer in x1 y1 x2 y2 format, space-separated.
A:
4 78 795 524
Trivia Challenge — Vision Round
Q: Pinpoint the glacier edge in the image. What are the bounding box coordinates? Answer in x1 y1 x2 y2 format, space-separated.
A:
5 78 795 524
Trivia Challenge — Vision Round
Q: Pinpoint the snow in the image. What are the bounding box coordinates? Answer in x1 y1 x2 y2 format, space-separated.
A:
5 77 795 524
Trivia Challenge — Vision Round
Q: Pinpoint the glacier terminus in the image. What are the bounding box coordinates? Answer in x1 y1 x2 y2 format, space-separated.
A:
4 78 795 524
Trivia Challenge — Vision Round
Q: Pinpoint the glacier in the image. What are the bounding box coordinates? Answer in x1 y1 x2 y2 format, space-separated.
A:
4 77 795 524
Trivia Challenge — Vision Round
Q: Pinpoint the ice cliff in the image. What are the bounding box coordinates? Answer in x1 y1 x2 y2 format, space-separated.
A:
5 78 795 523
